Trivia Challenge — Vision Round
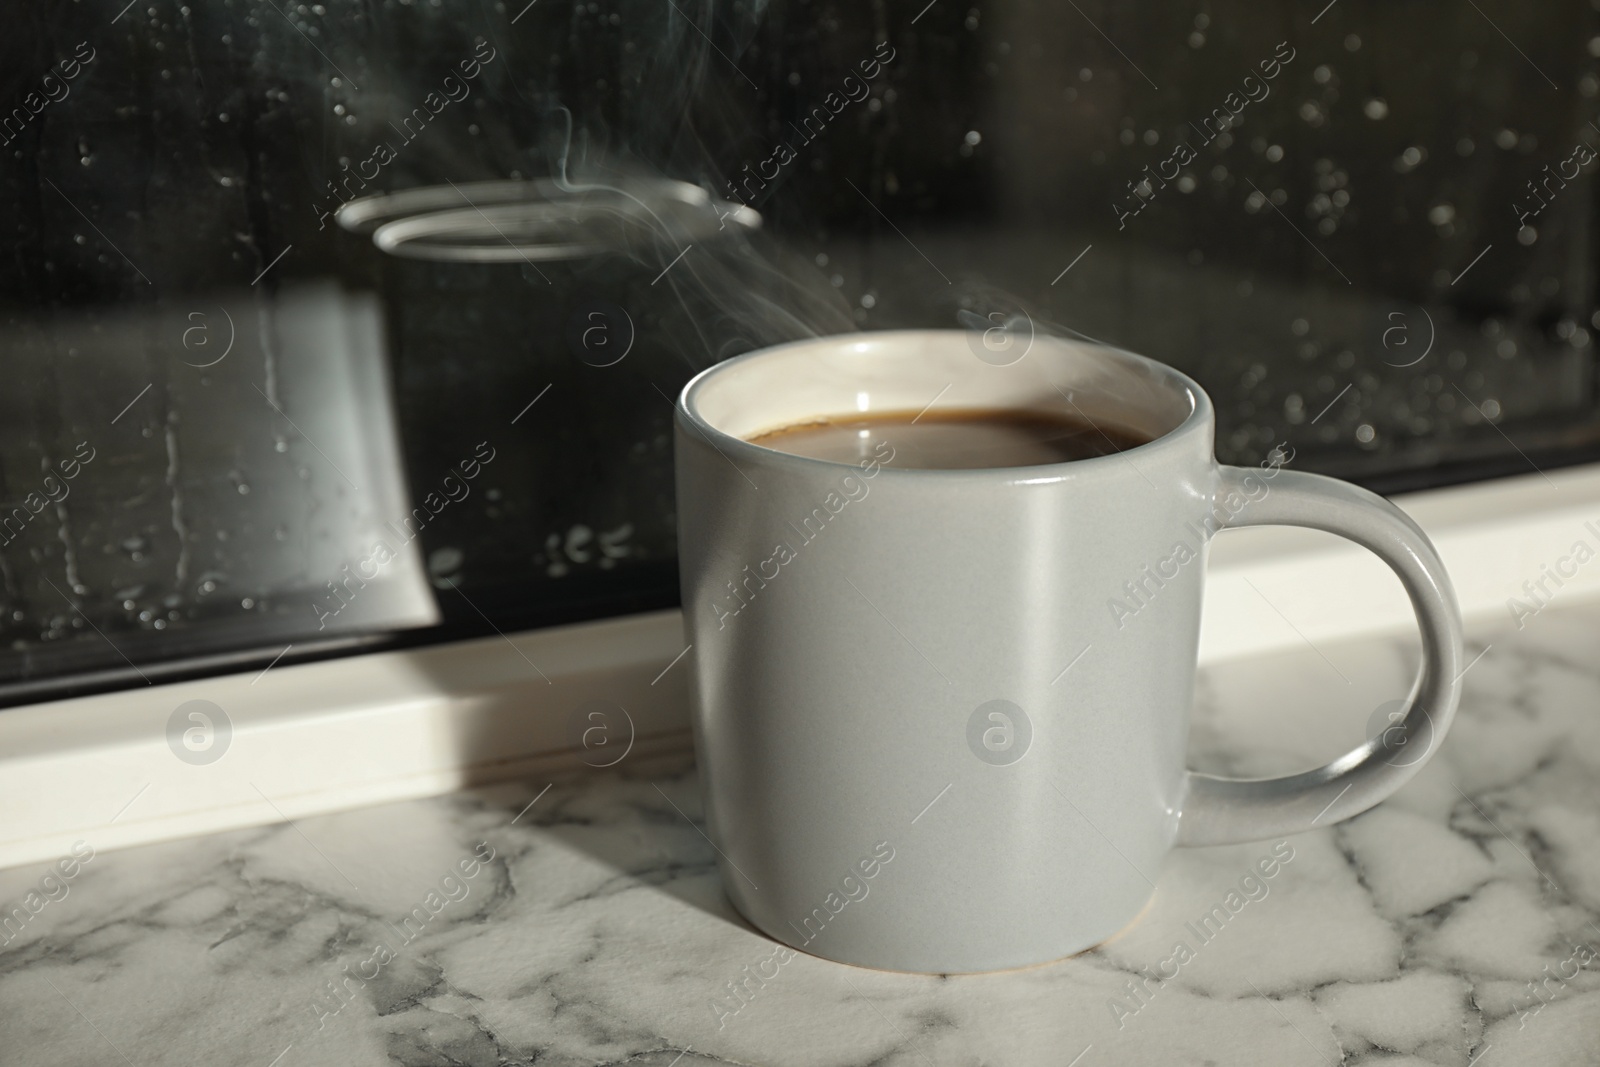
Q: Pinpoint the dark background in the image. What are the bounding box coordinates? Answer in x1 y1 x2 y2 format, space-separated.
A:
1 0 1595 701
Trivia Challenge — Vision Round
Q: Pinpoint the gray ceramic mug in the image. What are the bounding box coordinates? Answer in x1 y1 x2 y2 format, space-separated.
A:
675 330 1463 973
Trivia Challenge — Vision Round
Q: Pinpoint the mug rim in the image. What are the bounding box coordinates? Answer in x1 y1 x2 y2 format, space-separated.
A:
676 329 1214 481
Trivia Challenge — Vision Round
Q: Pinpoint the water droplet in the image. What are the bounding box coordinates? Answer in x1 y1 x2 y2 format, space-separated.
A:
428 546 464 580
1394 146 1424 173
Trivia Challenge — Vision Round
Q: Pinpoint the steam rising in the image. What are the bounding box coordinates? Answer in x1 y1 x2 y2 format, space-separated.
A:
335 16 866 368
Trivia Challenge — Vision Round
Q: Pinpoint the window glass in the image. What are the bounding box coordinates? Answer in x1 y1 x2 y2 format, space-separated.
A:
2 0 1593 699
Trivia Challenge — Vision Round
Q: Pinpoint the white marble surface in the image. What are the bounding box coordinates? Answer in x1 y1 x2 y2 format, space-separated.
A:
4 599 1600 1066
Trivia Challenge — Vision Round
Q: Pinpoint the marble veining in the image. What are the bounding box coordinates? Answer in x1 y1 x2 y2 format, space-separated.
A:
4 599 1600 1065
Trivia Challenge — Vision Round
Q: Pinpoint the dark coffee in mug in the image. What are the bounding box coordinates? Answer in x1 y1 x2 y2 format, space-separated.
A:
747 408 1151 469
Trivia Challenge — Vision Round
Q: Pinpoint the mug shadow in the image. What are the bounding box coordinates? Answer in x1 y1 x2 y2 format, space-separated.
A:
461 747 762 940
387 599 758 935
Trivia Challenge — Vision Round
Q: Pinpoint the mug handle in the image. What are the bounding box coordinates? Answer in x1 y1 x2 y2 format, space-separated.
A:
1176 465 1465 847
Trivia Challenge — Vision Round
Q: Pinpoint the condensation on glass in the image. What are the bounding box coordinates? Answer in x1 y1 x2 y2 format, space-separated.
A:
0 0 1594 697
